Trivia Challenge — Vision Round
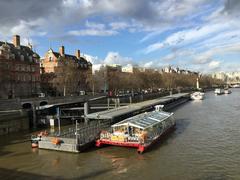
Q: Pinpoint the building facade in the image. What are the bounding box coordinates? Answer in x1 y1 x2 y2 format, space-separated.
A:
0 35 40 99
212 72 240 83
41 46 92 96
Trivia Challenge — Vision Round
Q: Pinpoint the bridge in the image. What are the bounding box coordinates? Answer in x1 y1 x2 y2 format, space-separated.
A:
0 95 106 111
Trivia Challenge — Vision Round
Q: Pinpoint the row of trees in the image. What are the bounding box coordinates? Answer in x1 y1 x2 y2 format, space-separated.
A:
40 62 225 96
92 68 225 95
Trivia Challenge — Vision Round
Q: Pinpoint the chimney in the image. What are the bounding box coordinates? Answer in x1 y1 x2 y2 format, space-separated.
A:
28 42 32 50
59 46 65 56
75 49 80 59
13 35 20 47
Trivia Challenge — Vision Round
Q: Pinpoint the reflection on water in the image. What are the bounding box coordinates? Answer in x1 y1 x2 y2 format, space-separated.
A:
0 89 240 179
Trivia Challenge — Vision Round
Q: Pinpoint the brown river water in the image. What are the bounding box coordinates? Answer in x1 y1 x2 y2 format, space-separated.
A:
0 89 240 180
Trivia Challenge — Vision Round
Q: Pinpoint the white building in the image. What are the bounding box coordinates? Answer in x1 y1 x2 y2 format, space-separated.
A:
121 64 135 73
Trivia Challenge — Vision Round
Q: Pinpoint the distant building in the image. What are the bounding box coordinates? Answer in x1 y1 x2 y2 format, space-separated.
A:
0 35 40 98
212 72 227 81
121 64 140 73
212 72 240 83
162 65 199 76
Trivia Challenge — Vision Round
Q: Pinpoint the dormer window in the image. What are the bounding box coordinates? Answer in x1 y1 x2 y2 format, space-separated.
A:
21 55 24 61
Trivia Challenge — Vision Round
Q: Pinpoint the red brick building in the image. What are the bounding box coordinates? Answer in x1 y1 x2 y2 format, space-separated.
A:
0 35 40 98
41 46 92 96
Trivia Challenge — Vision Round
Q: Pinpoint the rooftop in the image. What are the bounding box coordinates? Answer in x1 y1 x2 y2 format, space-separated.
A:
112 110 173 130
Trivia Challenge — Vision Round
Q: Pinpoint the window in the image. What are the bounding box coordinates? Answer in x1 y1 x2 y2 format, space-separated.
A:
49 56 52 62
21 55 24 61
7 63 11 70
21 65 25 71
29 56 32 62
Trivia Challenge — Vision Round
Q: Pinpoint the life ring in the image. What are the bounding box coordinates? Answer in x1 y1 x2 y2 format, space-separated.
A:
51 138 61 145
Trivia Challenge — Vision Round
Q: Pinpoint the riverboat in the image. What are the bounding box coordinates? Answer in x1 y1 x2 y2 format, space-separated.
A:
214 88 224 95
232 84 240 88
30 131 48 148
31 135 41 148
224 89 232 94
190 92 204 100
96 105 175 153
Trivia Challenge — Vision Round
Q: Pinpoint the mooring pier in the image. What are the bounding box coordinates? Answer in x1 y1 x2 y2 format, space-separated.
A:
85 93 190 123
38 92 190 153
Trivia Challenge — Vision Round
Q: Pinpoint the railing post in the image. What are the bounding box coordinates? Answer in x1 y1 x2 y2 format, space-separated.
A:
84 101 89 123
32 103 37 129
107 98 110 110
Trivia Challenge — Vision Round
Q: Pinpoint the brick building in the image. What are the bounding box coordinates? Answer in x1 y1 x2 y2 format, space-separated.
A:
41 46 92 95
0 35 40 99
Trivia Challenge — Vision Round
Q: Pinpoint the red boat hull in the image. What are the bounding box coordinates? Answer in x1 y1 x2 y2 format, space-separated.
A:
96 123 176 153
31 143 38 148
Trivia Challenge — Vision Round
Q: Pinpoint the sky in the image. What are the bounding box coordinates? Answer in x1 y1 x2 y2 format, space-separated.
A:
0 0 240 73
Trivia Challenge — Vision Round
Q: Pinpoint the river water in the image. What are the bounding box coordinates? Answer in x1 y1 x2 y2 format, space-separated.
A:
0 89 240 180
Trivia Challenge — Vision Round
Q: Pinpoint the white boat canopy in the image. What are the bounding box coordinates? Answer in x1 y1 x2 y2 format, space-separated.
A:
111 111 173 130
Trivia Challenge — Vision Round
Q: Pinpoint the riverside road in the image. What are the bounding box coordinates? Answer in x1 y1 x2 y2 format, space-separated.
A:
0 89 240 180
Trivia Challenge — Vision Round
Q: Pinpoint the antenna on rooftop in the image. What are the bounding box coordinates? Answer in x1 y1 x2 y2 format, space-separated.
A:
49 40 52 49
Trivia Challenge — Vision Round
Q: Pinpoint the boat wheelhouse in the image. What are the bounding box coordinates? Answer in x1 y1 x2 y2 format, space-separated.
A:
224 88 232 94
190 92 204 100
96 105 175 153
214 88 224 95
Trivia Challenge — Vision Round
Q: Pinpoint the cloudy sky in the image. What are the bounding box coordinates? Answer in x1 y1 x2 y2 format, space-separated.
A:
0 0 239 73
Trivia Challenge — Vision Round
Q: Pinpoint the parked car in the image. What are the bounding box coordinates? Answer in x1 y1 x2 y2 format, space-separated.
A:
38 93 45 98
79 91 86 95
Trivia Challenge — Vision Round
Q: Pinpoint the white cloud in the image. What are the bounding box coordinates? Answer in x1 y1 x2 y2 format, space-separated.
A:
109 22 129 30
68 29 117 36
142 61 154 68
144 43 164 54
84 51 133 66
208 61 220 69
85 21 105 30
84 54 101 64
144 22 232 54
104 52 132 65
68 20 118 36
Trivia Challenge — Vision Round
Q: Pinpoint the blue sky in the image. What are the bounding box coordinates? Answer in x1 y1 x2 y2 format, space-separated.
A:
0 0 240 73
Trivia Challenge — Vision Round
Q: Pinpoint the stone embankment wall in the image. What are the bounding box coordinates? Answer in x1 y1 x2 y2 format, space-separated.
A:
0 111 29 135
